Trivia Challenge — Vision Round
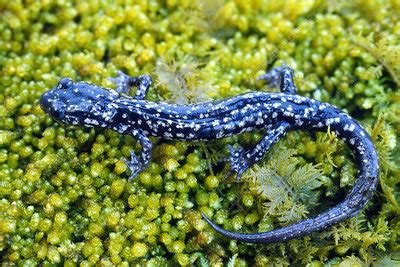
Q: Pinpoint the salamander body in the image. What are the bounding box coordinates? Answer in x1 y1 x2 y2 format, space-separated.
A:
40 66 379 244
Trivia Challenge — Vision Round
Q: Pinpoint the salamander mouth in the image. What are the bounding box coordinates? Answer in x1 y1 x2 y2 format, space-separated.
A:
39 91 53 114
40 92 66 121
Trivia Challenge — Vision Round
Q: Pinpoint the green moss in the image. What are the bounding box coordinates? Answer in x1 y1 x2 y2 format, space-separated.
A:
0 0 399 265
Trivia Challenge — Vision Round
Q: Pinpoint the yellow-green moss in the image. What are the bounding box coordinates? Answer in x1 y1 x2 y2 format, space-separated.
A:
0 0 399 266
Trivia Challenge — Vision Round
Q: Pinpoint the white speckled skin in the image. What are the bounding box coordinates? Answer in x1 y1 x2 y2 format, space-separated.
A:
40 66 379 244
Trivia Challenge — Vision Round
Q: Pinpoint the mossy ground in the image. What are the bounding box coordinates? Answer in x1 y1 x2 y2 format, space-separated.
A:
0 1 399 266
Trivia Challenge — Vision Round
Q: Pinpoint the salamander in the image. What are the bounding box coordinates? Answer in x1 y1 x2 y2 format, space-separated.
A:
40 65 379 244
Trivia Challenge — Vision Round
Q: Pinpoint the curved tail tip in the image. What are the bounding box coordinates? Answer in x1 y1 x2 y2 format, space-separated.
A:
201 212 245 241
201 212 213 225
201 212 223 232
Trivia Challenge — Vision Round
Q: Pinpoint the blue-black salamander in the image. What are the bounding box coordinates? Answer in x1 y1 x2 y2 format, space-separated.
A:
40 66 379 244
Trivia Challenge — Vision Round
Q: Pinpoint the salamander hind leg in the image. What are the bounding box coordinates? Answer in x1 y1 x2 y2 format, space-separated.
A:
226 122 291 181
124 129 153 180
109 71 152 99
226 145 251 181
257 64 297 93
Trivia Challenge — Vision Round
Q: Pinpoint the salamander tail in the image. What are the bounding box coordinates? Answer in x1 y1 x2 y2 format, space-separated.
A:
202 119 379 244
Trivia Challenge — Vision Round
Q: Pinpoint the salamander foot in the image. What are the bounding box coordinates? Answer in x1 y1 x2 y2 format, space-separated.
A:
108 70 133 94
109 71 152 99
124 151 145 180
257 64 297 93
225 145 251 181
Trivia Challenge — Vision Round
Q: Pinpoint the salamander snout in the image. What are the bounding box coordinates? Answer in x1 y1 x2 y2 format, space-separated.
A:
40 77 77 121
40 91 66 121
41 77 116 126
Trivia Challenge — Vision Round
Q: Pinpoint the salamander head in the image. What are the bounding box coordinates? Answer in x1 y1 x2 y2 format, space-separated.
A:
40 77 118 126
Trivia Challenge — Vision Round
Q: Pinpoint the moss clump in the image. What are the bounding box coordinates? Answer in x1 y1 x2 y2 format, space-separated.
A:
0 0 399 265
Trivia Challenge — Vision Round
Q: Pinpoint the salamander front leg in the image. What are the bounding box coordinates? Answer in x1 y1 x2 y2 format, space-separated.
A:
226 122 291 181
257 65 297 93
109 71 153 99
124 129 153 180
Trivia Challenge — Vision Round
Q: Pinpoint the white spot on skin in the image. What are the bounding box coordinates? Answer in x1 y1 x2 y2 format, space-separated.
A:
224 124 235 130
283 111 293 117
119 124 129 133
164 132 173 139
273 103 282 108
216 132 224 138
326 118 336 125
255 118 264 125
84 118 99 126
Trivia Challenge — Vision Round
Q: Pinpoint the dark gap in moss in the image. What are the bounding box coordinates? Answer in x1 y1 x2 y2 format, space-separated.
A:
380 70 398 89
349 76 359 88
156 7 168 17
70 232 85 243
329 86 340 105
212 160 226 176
1 243 12 258
350 107 373 121
267 58 278 70
102 48 109 63
41 23 55 34
73 14 81 24
52 48 60 58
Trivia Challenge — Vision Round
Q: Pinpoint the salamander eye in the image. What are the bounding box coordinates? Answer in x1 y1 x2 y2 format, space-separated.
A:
58 77 73 90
